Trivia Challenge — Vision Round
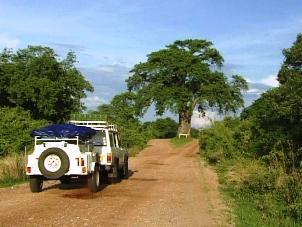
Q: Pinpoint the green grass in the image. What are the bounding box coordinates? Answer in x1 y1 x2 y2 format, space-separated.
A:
170 137 191 148
0 177 28 187
212 159 301 227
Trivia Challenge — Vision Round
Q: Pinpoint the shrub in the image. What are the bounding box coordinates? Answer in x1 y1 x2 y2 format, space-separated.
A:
200 119 241 163
200 116 302 224
0 107 47 156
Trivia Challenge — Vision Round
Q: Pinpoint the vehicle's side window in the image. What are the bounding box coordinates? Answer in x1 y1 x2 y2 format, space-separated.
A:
114 134 120 148
109 132 116 147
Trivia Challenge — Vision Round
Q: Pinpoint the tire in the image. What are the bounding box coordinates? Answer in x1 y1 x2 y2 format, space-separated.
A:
101 169 109 184
123 156 129 179
88 165 101 192
38 148 70 179
113 158 120 180
29 176 43 193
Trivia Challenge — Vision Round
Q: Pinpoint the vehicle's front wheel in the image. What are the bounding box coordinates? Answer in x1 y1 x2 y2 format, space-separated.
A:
29 176 43 193
88 166 101 192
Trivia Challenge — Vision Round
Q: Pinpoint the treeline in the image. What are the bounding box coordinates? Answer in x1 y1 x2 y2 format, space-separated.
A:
0 46 93 156
200 34 302 225
0 46 179 156
0 45 180 185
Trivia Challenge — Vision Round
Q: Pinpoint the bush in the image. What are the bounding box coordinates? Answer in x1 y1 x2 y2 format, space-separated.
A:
143 117 178 139
200 118 245 163
242 165 279 193
200 117 302 224
0 107 47 156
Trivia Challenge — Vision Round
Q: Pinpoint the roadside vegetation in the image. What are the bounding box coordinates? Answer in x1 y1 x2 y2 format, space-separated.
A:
200 34 302 226
0 46 93 185
0 47 180 184
0 38 247 186
0 154 27 187
2 32 300 227
0 107 47 185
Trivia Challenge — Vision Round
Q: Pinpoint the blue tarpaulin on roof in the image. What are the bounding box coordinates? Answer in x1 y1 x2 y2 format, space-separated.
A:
31 124 96 140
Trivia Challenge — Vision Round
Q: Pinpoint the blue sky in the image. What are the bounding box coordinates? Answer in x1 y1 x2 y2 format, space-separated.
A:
0 0 301 120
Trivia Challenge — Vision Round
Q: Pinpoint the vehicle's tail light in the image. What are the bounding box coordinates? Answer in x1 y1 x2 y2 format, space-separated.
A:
82 167 87 173
81 158 85 166
26 167 31 173
107 153 112 163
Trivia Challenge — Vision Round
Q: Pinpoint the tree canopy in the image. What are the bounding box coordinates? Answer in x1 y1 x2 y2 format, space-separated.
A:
241 33 302 171
278 34 302 84
93 92 149 148
0 46 93 122
127 39 248 134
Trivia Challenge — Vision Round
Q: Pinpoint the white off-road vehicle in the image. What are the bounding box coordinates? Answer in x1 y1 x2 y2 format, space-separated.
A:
26 121 128 193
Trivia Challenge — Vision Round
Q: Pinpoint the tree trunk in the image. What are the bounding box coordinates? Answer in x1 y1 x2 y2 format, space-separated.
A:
178 110 192 135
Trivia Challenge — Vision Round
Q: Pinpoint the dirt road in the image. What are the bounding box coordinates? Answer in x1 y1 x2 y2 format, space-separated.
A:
0 139 228 227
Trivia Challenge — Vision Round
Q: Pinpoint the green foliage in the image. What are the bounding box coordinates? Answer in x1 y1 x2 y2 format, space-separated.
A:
94 92 150 149
200 118 250 163
278 34 302 84
190 128 200 138
200 118 302 225
94 95 178 150
0 107 47 156
71 113 106 121
241 34 302 172
200 35 302 225
0 46 93 122
143 117 178 139
127 39 247 133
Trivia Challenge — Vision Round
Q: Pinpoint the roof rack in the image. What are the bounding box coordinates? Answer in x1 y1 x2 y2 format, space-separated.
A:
69 120 118 132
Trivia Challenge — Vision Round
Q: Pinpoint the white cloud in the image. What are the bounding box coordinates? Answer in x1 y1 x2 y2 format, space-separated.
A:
0 34 19 49
191 110 221 129
246 88 262 95
244 77 253 83
82 96 106 109
260 75 279 87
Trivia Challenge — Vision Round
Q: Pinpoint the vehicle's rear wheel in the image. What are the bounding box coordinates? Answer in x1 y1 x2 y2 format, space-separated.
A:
101 169 109 184
123 156 129 179
113 158 120 180
29 176 43 193
38 148 69 179
88 165 101 192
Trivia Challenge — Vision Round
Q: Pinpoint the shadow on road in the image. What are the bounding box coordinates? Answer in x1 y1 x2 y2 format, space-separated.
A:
42 169 138 193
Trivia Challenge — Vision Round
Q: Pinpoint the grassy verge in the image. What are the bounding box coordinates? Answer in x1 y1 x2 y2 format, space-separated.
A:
208 157 301 226
170 137 192 148
0 154 28 187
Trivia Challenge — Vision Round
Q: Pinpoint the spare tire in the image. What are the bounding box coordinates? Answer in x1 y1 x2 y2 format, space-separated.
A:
38 148 70 179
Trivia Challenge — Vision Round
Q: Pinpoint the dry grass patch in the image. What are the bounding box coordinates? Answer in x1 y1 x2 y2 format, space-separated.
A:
0 154 27 186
